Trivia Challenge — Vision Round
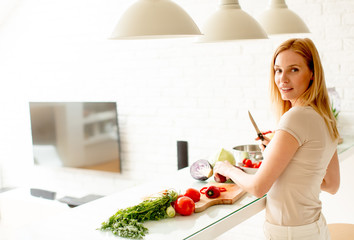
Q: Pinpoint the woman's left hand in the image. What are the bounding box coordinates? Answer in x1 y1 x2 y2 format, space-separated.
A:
213 161 235 178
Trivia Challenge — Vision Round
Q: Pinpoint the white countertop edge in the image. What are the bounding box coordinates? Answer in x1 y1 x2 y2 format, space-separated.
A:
186 195 266 240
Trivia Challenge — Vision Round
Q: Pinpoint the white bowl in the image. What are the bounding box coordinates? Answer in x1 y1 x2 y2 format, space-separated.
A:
240 166 258 174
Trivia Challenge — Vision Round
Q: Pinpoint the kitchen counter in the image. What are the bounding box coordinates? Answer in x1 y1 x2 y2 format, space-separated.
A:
337 134 354 160
8 135 354 240
15 169 265 240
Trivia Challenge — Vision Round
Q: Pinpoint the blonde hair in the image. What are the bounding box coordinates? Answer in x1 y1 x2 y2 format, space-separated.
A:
269 38 339 140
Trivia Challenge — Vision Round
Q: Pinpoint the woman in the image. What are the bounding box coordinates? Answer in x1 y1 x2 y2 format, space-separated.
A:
214 38 340 240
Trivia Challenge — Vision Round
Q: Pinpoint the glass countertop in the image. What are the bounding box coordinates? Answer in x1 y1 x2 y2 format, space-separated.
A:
337 135 354 154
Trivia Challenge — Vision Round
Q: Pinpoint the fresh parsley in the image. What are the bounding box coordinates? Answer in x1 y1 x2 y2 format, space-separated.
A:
100 189 179 239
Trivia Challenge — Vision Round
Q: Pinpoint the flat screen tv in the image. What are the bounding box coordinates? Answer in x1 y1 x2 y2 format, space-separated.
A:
29 102 121 173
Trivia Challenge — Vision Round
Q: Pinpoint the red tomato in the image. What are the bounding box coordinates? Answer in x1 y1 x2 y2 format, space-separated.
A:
244 159 253 168
171 195 183 208
184 188 201 202
174 196 195 216
214 173 227 183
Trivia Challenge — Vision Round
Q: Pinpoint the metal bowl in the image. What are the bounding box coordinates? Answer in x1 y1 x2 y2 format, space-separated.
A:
233 144 263 167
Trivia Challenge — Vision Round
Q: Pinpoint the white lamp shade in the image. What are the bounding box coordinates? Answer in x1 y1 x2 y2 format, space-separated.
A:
110 0 202 39
258 0 310 35
198 0 268 43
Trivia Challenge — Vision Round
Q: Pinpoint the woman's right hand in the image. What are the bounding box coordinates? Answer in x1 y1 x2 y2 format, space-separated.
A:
255 131 274 151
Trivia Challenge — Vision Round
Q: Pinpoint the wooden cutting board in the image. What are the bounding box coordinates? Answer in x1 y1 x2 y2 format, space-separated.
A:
195 182 246 213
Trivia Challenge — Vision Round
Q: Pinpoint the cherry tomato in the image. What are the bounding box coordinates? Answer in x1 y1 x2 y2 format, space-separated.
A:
174 196 195 216
244 159 253 168
184 188 201 202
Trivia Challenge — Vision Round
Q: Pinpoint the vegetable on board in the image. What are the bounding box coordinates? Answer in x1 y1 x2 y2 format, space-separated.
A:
183 188 201 202
200 186 227 199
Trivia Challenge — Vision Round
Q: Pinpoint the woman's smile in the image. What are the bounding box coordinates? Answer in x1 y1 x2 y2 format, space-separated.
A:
280 87 293 92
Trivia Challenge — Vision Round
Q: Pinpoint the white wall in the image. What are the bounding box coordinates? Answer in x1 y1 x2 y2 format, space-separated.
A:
0 0 353 195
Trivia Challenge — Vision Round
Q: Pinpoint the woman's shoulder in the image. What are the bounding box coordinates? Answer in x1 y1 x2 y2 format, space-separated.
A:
283 106 317 118
280 106 319 126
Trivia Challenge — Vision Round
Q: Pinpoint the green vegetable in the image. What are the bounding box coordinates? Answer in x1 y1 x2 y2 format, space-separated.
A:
100 189 179 239
210 148 236 167
166 205 176 218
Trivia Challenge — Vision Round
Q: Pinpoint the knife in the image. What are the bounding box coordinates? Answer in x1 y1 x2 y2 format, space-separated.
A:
248 110 266 147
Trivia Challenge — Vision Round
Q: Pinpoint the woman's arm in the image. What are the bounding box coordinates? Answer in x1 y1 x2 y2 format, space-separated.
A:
321 151 340 194
214 130 299 198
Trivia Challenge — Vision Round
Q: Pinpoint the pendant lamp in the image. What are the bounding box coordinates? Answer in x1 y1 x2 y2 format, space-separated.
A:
258 0 310 35
110 0 202 39
198 0 268 43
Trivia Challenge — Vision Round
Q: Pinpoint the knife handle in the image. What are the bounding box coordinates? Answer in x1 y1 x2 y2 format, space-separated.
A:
258 132 265 141
257 133 266 148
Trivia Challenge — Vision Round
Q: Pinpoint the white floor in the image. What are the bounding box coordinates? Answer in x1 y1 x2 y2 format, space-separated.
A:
216 148 354 240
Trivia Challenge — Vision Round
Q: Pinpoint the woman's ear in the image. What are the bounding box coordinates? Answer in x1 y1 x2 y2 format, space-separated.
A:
308 79 313 88
308 72 314 87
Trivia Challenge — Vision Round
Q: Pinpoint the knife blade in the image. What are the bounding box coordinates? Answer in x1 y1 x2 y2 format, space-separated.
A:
248 110 265 142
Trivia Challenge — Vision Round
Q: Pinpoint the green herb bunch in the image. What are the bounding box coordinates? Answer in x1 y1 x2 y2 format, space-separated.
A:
100 189 179 239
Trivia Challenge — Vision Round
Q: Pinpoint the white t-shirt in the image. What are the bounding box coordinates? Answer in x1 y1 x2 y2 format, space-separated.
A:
264 106 337 226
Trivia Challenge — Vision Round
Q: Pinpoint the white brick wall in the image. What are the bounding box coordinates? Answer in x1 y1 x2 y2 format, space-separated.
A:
0 0 353 195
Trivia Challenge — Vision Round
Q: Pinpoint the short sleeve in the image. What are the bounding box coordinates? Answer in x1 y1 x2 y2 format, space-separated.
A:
276 107 311 146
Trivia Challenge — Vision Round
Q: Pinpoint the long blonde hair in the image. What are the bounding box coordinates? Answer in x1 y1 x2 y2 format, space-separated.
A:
269 38 339 140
